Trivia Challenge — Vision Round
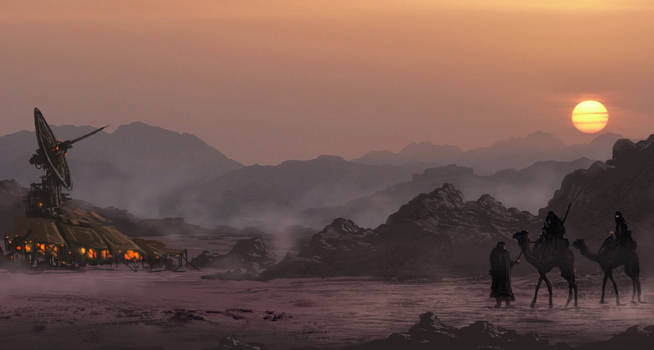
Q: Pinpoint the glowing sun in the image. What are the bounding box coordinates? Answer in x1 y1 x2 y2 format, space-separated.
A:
571 100 609 134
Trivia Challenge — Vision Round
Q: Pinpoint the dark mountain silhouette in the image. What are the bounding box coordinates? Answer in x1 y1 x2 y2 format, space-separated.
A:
304 158 594 227
0 122 242 217
354 132 621 174
263 184 539 279
542 134 654 269
160 155 415 229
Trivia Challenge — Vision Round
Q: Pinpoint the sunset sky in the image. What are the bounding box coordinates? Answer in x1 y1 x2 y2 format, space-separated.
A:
0 1 652 164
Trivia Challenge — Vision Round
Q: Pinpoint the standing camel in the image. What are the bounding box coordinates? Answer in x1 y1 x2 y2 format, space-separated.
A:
513 230 578 308
573 239 641 304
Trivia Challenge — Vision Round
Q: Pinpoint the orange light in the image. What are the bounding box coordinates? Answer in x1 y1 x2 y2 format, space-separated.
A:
38 202 43 208
123 250 140 261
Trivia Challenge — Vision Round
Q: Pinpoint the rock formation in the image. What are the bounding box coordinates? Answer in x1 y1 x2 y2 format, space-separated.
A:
542 135 654 267
264 184 539 279
194 237 275 272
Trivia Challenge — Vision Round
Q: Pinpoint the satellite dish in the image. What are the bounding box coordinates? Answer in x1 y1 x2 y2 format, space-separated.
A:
28 107 107 216
34 108 72 190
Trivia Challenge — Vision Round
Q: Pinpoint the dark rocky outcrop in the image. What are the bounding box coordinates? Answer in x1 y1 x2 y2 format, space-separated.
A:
263 184 539 279
542 134 654 268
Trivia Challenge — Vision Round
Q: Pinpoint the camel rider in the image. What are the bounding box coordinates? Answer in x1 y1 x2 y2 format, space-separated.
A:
536 211 568 251
615 211 637 250
615 211 628 240
544 211 566 240
489 242 520 308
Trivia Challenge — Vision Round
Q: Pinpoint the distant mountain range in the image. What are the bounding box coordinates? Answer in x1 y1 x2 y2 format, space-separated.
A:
303 157 595 227
0 123 623 229
0 122 242 217
160 155 415 228
354 132 622 174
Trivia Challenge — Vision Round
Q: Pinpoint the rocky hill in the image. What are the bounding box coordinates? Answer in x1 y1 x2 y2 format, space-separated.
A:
542 135 654 266
263 184 539 279
305 158 593 227
355 132 620 174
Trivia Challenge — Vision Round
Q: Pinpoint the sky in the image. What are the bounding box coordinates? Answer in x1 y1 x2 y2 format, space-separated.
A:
0 0 652 165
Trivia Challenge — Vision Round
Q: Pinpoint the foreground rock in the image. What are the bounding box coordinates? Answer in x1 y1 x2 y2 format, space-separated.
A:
208 336 268 350
337 312 562 350
263 184 539 279
298 312 654 350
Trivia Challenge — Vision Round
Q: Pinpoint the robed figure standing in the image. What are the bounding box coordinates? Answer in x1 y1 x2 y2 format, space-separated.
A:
490 241 520 307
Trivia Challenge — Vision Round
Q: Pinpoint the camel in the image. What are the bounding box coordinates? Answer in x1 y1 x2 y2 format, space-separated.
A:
513 230 578 308
573 239 642 304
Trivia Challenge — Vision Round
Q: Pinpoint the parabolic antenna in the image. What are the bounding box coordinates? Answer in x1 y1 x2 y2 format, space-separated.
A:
34 108 72 190
27 107 107 217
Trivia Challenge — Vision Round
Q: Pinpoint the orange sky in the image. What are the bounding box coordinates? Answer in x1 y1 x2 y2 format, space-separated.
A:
0 1 652 164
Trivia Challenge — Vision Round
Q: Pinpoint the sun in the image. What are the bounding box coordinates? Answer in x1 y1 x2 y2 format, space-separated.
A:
571 100 609 134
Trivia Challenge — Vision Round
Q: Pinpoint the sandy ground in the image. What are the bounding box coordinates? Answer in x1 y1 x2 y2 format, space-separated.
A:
0 267 651 350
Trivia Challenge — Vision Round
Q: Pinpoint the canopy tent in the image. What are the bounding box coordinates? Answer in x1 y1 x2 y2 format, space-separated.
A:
12 216 67 246
133 238 184 257
57 223 108 250
93 225 142 252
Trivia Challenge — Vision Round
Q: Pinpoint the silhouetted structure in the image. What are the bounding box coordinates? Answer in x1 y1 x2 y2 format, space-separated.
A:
27 108 107 217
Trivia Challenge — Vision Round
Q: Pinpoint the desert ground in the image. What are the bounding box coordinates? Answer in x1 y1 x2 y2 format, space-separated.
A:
0 266 651 350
